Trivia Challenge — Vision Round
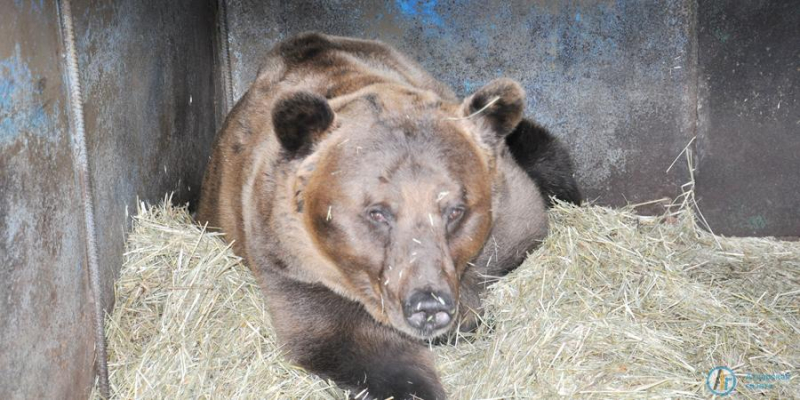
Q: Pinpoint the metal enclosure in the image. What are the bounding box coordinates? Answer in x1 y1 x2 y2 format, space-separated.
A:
1 1 798 398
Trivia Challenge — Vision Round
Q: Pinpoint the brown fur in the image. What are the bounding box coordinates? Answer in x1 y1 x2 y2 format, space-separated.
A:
198 33 551 400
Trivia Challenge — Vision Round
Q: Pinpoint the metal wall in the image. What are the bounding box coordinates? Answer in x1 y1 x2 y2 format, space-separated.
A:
0 2 95 398
0 1 219 399
71 0 218 313
696 0 800 237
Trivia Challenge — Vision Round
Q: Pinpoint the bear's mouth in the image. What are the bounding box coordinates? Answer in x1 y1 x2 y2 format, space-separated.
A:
409 310 457 339
379 299 458 340
394 321 454 341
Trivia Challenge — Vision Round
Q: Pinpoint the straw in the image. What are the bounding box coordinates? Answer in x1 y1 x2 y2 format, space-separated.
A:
92 194 799 399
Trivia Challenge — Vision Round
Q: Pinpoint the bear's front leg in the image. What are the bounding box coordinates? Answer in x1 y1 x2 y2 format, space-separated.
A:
263 277 446 400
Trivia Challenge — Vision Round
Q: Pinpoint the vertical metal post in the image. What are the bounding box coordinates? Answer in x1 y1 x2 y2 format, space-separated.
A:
57 0 110 397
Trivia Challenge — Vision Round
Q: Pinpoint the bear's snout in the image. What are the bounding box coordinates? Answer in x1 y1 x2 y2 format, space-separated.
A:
402 290 455 333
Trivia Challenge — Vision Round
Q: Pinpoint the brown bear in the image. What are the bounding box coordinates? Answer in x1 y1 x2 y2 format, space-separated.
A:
198 32 580 400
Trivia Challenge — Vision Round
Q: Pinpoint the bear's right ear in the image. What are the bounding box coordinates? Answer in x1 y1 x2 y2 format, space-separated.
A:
459 78 525 149
272 91 335 158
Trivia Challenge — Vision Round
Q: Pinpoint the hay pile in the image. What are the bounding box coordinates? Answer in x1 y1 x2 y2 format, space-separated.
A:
94 196 798 399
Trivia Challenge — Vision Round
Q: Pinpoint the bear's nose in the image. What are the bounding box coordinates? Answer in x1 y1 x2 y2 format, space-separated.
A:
403 290 454 332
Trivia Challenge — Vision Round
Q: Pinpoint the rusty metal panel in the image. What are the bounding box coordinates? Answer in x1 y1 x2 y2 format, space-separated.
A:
696 1 800 237
224 0 696 210
0 2 95 399
70 0 219 308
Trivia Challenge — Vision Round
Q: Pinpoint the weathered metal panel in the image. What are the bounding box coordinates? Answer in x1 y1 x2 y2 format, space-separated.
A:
225 0 696 210
71 0 219 308
0 2 95 399
2 1 220 398
696 1 800 237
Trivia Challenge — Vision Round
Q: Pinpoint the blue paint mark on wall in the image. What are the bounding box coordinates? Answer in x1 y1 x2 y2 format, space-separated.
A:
394 0 444 28
462 78 481 94
0 44 53 144
31 0 45 14
746 215 768 231
12 0 45 14
0 73 13 110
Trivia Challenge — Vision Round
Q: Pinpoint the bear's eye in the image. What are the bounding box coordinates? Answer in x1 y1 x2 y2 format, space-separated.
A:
368 209 390 224
447 207 465 223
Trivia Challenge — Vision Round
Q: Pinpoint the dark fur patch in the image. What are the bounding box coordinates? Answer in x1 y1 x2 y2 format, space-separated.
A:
234 115 253 136
362 93 381 112
272 258 290 270
277 32 337 65
285 283 446 400
505 118 582 206
272 92 334 157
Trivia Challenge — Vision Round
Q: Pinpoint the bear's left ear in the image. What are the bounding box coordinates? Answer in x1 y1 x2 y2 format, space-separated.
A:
460 78 525 148
272 91 335 158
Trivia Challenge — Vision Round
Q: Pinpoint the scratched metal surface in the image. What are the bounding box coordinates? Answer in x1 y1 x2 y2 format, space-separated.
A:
1 1 220 398
696 1 800 237
225 0 696 210
0 2 95 399
70 0 219 309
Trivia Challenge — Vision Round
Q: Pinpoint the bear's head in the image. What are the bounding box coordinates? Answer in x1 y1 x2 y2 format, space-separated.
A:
273 79 524 339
